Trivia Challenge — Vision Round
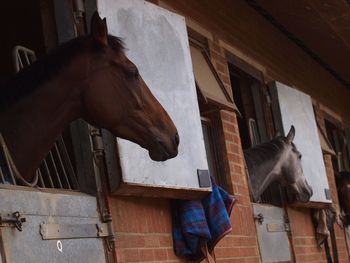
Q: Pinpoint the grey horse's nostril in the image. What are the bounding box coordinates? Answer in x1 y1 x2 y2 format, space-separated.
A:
174 132 180 147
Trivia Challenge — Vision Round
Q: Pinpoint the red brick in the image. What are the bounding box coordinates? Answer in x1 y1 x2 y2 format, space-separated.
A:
116 235 145 248
138 249 154 261
144 236 160 247
123 249 140 262
153 248 168 261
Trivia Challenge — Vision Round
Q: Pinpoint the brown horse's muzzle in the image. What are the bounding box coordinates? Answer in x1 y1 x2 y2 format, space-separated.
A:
148 131 179 161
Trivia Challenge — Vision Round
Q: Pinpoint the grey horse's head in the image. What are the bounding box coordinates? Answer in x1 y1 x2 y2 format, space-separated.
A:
280 126 313 203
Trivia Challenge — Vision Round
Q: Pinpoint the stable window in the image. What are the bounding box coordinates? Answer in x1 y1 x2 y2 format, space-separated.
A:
190 44 237 112
201 117 220 184
345 128 350 171
228 59 283 206
324 116 350 173
189 40 238 189
317 123 336 156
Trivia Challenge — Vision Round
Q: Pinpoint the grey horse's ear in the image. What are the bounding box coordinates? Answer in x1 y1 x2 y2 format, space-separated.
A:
286 125 295 144
274 130 282 138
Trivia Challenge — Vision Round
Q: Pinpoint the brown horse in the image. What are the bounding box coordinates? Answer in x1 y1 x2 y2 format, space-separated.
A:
244 126 313 203
0 12 179 183
336 171 350 226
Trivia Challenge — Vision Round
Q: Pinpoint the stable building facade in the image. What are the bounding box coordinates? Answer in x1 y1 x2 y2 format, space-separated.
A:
1 1 350 263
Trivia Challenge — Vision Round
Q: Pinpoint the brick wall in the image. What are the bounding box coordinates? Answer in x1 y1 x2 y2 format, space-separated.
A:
314 105 348 262
107 113 260 263
285 105 349 263
107 114 260 262
287 207 328 262
108 196 182 263
107 6 262 261
106 1 350 262
217 110 260 263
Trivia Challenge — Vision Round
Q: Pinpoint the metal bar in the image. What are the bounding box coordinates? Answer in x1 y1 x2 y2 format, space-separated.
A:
30 53 36 64
3 151 17 185
40 223 110 240
0 164 5 184
24 52 30 66
48 151 63 188
0 226 8 263
53 143 71 189
17 53 23 69
37 169 45 188
43 159 54 188
57 135 79 189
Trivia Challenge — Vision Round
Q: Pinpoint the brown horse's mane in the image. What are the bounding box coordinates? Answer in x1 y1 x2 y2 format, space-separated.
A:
0 35 124 111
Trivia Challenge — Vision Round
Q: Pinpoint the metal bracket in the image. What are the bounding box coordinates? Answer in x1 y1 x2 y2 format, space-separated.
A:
0 211 26 231
266 223 290 232
324 188 331 200
254 213 264 225
197 169 211 188
40 222 112 240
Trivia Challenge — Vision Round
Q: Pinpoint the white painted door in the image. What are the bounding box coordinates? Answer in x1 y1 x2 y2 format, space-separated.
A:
0 187 107 263
253 204 292 263
97 0 210 197
269 81 331 204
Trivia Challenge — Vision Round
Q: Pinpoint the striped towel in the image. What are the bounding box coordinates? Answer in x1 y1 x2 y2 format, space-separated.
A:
171 178 235 262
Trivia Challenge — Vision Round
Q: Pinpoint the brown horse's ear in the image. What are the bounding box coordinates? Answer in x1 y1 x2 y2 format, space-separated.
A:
91 11 108 47
286 125 295 144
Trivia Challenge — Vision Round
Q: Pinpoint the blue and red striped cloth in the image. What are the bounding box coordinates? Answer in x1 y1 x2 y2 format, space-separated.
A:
171 178 235 262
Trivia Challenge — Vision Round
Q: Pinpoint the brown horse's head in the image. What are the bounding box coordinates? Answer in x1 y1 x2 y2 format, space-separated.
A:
281 126 313 203
82 13 179 161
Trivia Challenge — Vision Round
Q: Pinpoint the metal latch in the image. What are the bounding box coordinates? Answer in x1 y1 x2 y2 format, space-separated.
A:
254 213 264 225
0 211 26 231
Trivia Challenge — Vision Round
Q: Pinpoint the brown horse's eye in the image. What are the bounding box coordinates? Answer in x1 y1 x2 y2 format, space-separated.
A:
133 68 139 78
126 67 139 79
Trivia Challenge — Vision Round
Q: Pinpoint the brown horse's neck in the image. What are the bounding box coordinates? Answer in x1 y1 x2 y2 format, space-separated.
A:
0 59 87 181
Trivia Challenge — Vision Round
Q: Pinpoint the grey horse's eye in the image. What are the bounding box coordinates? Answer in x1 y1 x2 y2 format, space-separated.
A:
299 154 302 159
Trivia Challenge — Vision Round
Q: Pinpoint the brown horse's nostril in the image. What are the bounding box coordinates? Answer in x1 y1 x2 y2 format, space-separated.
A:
174 132 180 147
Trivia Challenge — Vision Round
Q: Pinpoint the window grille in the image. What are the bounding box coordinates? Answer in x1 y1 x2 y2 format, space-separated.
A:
248 118 260 147
0 46 79 190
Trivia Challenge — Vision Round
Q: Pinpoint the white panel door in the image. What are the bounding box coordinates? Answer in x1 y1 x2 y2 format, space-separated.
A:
0 188 107 263
269 81 331 204
253 204 292 263
97 0 209 193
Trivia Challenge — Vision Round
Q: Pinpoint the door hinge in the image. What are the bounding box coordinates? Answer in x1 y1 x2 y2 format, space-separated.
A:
90 127 104 157
0 211 26 231
102 210 116 251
